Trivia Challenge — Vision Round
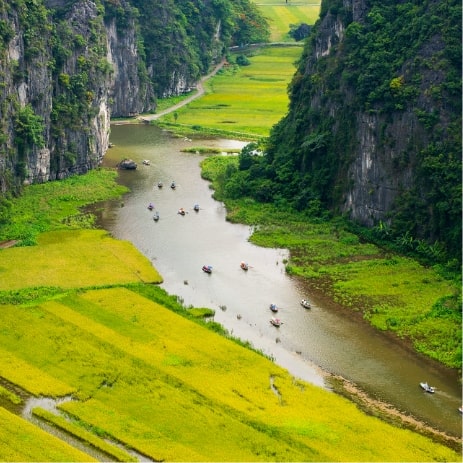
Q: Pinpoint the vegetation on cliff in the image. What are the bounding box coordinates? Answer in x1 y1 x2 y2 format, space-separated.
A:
217 0 461 263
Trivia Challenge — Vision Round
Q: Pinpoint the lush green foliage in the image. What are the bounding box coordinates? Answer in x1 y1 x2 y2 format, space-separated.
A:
128 0 269 97
200 155 462 369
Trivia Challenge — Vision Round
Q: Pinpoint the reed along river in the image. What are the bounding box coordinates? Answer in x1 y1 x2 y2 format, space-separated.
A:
96 123 461 438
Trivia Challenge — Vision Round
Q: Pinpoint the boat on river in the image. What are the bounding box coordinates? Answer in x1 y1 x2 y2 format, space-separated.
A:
420 382 435 393
142 159 150 165
171 181 176 189
240 261 249 270
270 317 282 327
269 303 278 313
147 203 154 211
178 208 186 215
157 181 163 188
193 204 200 212
301 299 311 309
202 265 212 274
153 212 160 221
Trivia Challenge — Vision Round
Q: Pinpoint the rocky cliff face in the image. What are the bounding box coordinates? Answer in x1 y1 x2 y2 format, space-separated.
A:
268 0 461 252
0 0 227 192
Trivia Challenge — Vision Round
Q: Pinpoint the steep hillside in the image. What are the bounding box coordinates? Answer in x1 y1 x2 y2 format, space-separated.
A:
0 0 268 195
235 0 461 258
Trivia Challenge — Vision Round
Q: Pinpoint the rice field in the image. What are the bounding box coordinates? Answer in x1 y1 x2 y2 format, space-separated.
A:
159 46 302 139
0 283 458 461
254 0 321 41
0 229 162 290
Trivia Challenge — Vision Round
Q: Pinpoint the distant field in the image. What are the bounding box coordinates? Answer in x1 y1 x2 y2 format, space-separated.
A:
254 0 321 41
159 46 302 139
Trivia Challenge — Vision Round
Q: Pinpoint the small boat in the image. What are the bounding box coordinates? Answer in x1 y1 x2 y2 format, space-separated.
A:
269 303 278 313
147 203 154 210
301 299 311 309
420 382 435 393
458 405 463 414
171 181 176 189
157 182 163 188
178 208 186 215
193 204 200 212
240 261 249 271
142 160 150 165
270 317 282 327
153 212 160 221
202 265 212 274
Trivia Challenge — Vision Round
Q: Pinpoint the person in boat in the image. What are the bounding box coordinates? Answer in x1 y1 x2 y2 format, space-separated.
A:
240 261 248 270
178 208 185 215
148 203 154 210
270 303 278 312
171 181 176 189
158 182 163 188
194 204 200 211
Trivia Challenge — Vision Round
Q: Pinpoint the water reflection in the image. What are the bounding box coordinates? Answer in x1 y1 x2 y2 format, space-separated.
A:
101 124 461 438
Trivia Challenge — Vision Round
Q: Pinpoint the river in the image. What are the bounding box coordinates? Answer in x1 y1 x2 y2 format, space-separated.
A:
99 123 461 439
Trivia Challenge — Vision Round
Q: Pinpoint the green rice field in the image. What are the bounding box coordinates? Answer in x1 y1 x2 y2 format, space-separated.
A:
254 0 321 42
0 274 458 461
159 46 302 139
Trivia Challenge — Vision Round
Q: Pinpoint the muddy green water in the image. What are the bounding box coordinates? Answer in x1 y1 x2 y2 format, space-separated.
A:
98 123 461 438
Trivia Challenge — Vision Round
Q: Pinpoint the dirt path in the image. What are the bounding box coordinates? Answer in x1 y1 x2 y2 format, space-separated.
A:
138 59 226 123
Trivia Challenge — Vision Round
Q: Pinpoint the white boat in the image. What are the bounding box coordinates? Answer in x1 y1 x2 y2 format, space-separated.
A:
269 303 278 313
301 299 311 309
142 160 150 165
193 204 200 211
270 317 282 327
420 382 435 393
153 212 159 221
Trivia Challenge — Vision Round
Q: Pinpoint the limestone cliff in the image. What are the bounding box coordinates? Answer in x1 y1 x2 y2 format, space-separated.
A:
0 0 265 192
265 0 461 255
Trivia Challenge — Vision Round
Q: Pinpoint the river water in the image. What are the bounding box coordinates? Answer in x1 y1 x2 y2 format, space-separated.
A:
100 123 461 438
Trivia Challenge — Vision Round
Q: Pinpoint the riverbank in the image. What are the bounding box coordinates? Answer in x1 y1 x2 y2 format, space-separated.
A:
200 156 461 371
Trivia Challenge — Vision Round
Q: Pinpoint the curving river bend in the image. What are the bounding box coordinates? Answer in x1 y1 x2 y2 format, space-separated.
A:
99 123 461 439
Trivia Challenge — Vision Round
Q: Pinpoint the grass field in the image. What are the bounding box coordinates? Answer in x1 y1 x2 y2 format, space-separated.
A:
254 0 321 42
158 46 302 139
0 282 458 461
